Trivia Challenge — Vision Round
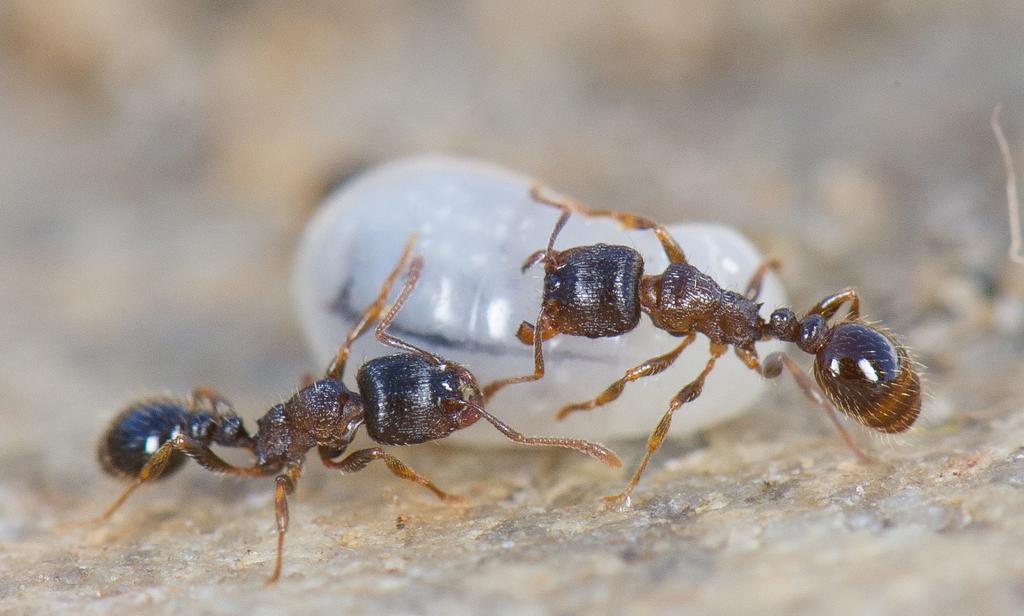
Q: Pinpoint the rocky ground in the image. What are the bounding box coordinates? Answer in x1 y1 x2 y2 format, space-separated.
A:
1 2 1023 614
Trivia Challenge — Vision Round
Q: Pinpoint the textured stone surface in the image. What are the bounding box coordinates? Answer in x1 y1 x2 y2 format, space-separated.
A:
2 2 1024 615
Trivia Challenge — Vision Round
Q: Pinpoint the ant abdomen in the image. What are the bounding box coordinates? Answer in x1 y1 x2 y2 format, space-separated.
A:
98 399 191 479
356 353 482 445
543 244 644 338
812 322 921 433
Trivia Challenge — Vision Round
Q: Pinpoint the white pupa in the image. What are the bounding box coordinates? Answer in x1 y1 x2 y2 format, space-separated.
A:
293 156 786 444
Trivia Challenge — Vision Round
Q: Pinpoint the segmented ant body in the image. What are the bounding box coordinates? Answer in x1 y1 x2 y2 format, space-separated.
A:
484 186 922 506
96 239 620 583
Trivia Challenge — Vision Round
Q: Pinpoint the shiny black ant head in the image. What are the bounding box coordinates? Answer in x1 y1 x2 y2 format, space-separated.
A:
542 244 644 338
356 353 483 446
98 399 192 479
811 321 921 433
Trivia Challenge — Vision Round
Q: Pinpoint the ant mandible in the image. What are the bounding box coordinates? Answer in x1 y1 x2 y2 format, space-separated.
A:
94 237 621 583
483 186 922 507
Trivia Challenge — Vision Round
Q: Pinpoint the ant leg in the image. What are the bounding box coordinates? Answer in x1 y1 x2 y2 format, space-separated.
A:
521 249 548 272
267 464 302 584
744 258 781 301
299 372 317 388
326 234 418 380
760 351 875 464
531 184 687 264
543 207 572 256
93 440 183 523
188 385 234 414
373 256 447 364
95 435 272 523
448 400 621 468
515 316 560 345
733 346 761 371
319 446 465 503
525 199 572 263
604 343 726 508
481 307 559 402
523 187 573 264
805 288 860 321
175 435 272 475
555 334 697 420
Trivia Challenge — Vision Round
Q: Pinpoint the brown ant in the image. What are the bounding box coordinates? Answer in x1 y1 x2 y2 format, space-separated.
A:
483 186 922 507
94 238 621 583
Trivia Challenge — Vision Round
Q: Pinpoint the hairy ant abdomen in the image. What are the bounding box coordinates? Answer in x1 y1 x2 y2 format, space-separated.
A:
542 244 645 339
98 400 191 479
813 322 921 434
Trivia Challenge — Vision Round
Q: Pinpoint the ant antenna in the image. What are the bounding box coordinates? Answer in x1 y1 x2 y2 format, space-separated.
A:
446 399 622 468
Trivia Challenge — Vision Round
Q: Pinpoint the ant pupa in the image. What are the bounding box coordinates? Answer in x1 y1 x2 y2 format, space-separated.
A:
484 186 922 507
94 238 620 583
294 155 788 443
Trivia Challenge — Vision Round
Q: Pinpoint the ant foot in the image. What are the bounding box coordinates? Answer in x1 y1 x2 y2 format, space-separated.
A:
441 493 469 505
601 492 632 511
555 404 583 421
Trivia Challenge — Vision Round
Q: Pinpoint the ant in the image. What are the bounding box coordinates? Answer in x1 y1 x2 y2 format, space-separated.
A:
93 237 621 583
483 186 922 507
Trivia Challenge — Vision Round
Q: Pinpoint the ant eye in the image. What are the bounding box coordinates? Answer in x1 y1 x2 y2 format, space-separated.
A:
98 400 190 479
813 322 920 433
545 272 563 292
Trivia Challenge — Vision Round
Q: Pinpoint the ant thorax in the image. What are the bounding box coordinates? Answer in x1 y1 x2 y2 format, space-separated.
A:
294 156 788 443
253 379 362 466
640 263 763 346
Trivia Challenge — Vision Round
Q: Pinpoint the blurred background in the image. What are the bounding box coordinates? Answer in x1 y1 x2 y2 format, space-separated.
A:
2 1 1024 613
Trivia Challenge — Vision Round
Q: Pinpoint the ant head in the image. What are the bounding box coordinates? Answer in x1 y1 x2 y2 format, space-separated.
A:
543 244 644 338
811 321 921 433
357 354 482 445
98 399 191 479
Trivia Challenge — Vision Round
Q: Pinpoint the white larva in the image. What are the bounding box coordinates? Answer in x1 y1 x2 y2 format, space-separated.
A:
293 156 786 444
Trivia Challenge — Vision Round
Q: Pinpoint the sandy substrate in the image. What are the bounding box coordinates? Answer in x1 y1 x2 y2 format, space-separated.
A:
1 2 1023 614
